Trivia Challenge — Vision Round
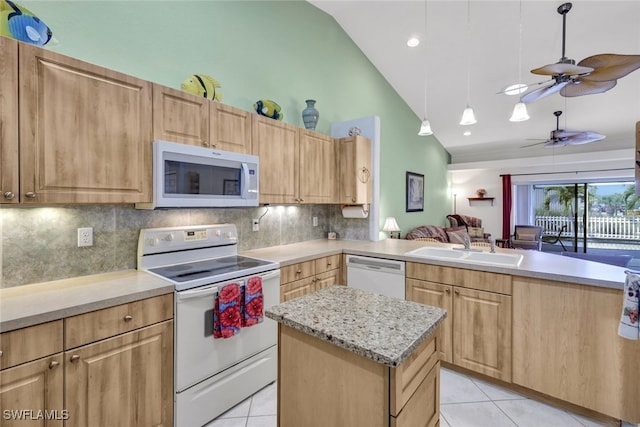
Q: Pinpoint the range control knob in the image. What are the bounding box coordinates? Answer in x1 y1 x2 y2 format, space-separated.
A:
225 231 234 239
146 237 159 247
215 230 222 237
161 233 174 242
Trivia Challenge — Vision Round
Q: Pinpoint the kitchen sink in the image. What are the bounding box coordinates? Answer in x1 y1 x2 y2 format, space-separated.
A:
405 246 523 268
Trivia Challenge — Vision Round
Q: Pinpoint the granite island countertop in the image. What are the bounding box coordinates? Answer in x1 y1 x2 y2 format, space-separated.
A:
266 285 447 367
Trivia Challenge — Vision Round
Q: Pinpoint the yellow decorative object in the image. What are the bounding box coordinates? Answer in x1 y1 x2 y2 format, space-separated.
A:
180 74 222 101
253 99 283 121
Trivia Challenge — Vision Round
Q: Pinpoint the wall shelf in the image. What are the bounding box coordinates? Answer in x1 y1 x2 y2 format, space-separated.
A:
467 197 494 206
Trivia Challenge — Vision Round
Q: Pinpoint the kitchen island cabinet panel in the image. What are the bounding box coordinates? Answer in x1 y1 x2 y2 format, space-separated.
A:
19 43 152 204
512 277 640 423
0 36 19 205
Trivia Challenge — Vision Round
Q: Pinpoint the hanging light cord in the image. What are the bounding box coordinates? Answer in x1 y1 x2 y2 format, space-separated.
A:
465 0 471 106
423 0 428 119
517 0 523 90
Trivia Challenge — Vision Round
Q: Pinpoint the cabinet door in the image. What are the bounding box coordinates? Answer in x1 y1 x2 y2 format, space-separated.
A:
0 354 64 427
314 255 341 275
406 279 453 363
453 287 512 381
0 36 19 204
338 136 371 205
299 130 336 204
64 321 173 427
19 43 152 204
211 103 252 153
280 277 315 302
152 84 209 147
252 115 299 204
314 270 340 292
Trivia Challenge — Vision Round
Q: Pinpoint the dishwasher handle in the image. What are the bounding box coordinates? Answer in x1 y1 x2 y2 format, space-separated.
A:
347 256 405 274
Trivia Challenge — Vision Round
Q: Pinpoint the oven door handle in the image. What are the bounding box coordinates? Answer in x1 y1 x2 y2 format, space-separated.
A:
176 285 221 301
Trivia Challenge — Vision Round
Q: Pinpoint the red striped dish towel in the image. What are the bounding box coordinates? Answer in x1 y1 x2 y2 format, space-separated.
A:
618 270 639 340
242 276 264 327
213 283 242 339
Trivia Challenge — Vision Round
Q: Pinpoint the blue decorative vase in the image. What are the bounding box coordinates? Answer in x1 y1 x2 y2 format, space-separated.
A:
302 99 319 130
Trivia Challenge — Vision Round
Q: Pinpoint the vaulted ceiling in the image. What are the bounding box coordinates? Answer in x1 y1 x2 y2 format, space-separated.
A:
308 1 640 165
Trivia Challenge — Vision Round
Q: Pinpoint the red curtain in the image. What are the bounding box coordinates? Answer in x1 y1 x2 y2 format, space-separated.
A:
502 174 512 239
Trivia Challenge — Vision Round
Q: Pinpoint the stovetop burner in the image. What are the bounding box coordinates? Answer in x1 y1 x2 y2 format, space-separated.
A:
149 255 273 283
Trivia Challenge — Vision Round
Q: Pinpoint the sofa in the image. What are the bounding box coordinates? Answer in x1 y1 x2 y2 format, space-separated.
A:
405 223 490 245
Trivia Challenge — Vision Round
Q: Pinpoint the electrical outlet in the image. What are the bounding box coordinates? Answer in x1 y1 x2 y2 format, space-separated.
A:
312 216 318 227
77 227 93 247
252 219 259 232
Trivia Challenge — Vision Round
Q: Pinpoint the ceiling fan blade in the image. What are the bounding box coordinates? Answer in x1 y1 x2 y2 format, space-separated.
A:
531 62 593 76
520 140 550 148
496 79 553 95
520 81 568 104
560 79 617 97
564 131 606 145
578 54 640 82
553 130 582 138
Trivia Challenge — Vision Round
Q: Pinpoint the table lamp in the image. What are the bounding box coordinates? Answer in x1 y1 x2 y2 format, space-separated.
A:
383 217 400 239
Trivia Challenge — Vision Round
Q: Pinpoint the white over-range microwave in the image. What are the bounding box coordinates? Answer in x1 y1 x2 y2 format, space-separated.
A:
136 140 259 209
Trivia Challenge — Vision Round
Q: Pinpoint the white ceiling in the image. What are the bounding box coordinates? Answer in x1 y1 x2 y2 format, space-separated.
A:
307 1 640 165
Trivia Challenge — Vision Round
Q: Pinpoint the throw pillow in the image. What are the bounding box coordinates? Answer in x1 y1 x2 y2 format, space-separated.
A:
445 226 469 245
468 227 484 238
518 232 536 241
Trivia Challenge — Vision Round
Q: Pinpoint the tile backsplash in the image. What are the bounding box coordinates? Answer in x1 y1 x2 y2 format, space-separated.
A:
0 204 369 288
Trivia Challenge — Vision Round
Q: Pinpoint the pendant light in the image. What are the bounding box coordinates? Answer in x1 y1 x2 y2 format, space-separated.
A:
418 0 433 136
460 0 476 126
509 0 530 122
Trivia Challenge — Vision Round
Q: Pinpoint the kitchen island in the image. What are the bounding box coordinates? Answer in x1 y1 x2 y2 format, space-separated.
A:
266 286 447 427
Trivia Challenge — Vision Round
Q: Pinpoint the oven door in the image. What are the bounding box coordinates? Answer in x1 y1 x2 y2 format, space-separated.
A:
174 269 279 392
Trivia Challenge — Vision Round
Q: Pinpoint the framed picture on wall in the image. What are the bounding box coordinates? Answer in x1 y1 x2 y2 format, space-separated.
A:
406 171 424 212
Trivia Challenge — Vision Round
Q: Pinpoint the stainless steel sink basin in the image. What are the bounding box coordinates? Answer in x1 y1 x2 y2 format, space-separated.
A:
405 246 523 268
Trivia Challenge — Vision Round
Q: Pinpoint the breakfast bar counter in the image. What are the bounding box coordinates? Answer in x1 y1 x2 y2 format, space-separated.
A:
266 286 447 427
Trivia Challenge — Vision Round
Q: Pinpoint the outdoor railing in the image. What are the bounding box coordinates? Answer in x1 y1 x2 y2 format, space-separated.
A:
535 215 640 240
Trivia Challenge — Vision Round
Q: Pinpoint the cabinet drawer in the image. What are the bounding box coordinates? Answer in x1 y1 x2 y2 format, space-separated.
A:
390 333 438 416
280 277 315 302
315 254 341 275
406 262 512 295
280 260 315 283
64 294 173 349
0 320 63 370
406 263 456 285
391 361 440 427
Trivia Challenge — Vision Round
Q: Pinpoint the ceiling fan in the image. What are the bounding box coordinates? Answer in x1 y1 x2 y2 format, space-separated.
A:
520 2 640 104
521 111 605 148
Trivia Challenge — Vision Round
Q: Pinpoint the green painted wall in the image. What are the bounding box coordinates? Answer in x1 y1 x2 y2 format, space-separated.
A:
22 0 451 235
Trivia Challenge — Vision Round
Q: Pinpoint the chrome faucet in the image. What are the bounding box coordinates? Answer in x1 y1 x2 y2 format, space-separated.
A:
463 233 471 250
490 237 496 253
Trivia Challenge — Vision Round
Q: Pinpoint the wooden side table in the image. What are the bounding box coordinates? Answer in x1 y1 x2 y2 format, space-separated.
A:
495 238 510 248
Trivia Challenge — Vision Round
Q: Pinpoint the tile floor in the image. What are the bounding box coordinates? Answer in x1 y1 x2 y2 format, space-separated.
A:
206 367 634 427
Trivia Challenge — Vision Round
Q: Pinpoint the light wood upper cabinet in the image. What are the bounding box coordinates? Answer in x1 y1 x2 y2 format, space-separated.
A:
152 84 209 147
252 114 299 204
0 36 19 204
211 103 252 153
337 135 372 204
299 130 337 204
19 43 152 204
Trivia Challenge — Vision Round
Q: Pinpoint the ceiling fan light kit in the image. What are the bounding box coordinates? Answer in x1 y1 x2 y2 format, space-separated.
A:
418 119 433 136
518 2 640 104
503 83 528 96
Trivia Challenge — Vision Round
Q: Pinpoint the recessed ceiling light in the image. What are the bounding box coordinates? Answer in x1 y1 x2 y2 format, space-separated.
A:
503 83 528 96
407 37 420 48
463 131 471 136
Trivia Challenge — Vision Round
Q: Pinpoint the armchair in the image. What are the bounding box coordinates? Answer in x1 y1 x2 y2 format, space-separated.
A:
510 225 543 250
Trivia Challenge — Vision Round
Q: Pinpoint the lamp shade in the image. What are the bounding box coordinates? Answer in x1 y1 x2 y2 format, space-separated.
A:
418 119 433 136
459 106 477 125
509 102 530 122
382 217 400 232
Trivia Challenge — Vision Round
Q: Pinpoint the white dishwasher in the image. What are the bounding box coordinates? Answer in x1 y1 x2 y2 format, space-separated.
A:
346 255 406 299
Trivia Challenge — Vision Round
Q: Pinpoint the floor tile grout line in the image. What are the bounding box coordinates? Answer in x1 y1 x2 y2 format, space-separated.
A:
491 399 520 427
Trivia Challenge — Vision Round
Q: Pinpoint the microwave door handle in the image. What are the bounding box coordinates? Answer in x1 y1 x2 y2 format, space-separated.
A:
176 285 219 301
241 162 250 198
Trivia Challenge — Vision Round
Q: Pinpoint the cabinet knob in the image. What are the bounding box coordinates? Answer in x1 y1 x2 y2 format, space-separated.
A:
3 191 14 200
445 289 451 294
49 360 60 369
124 315 133 322
327 263 332 267
70 355 80 363
0 350 3 357
25 192 36 199
299 198 304 202
351 198 356 203
296 270 302 274
454 289 460 295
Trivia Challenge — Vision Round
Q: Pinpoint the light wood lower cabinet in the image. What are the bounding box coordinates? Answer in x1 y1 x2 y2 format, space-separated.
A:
64 320 173 427
278 325 440 427
406 263 512 382
280 255 342 302
512 277 640 423
0 294 174 427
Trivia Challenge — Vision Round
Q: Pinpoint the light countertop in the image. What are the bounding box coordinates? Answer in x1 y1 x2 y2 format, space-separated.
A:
266 285 447 367
243 238 627 289
0 270 173 332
